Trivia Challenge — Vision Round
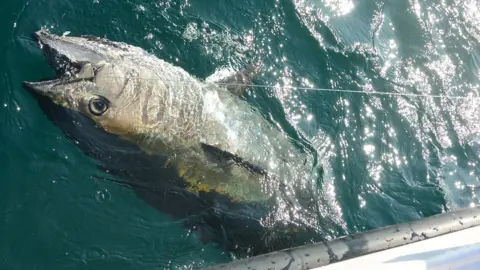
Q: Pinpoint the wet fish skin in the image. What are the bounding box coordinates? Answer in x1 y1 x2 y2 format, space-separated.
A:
23 30 319 223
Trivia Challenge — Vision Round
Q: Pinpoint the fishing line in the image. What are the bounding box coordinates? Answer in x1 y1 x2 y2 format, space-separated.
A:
215 83 480 101
100 75 480 101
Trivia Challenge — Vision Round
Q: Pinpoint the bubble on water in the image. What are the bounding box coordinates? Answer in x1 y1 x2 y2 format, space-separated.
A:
84 246 106 260
95 189 111 203
155 40 164 50
183 22 199 41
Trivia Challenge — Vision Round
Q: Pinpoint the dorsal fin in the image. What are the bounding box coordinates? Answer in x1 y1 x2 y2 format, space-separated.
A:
206 63 262 96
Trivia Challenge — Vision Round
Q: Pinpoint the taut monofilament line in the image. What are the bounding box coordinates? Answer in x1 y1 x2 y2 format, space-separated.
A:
97 75 480 101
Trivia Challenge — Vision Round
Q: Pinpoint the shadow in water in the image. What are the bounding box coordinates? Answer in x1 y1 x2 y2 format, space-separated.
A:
29 90 324 258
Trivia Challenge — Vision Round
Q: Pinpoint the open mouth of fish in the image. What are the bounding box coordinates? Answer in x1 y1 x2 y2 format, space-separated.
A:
33 59 83 87
23 30 103 93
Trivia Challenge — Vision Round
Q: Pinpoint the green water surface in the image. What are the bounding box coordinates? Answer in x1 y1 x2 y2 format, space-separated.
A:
1 0 480 269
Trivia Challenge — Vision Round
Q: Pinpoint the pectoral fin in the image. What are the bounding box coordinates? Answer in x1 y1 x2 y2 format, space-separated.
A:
173 143 269 202
206 62 262 96
200 143 267 176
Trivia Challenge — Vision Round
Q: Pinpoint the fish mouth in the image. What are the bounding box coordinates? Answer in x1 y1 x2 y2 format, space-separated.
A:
32 30 90 78
23 30 102 95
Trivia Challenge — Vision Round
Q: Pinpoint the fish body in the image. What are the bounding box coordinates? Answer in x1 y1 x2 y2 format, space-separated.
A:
24 30 316 203
23 30 326 255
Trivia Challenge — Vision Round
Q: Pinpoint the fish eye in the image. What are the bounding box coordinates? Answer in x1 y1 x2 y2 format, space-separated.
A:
88 97 109 116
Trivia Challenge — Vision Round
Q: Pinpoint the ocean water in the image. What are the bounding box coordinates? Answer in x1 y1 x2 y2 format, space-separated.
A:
2 0 480 268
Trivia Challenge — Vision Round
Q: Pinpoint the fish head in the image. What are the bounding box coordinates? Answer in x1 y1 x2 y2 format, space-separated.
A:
23 30 148 136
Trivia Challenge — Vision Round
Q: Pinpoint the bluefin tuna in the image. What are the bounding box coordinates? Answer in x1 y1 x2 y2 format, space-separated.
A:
23 30 332 256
